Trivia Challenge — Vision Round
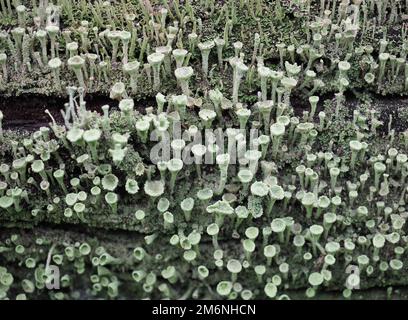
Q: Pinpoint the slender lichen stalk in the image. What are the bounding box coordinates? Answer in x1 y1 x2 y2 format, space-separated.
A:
230 57 248 105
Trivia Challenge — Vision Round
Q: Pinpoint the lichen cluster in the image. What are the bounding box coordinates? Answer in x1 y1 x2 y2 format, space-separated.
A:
0 0 408 300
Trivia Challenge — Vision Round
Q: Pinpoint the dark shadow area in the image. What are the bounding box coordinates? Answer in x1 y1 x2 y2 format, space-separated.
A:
1 91 407 133
0 94 119 131
373 94 408 133
291 90 408 133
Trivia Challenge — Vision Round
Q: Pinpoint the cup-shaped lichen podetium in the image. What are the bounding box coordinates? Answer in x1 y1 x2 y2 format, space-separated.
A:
174 66 194 96
214 38 225 70
120 30 131 65
161 265 178 285
245 227 259 242
267 185 285 216
79 242 91 256
229 57 249 105
172 49 188 69
0 195 13 214
106 30 121 63
167 158 183 193
104 192 118 215
90 186 101 205
196 188 214 208
270 71 284 103
109 82 127 101
83 128 102 162
257 66 273 101
234 206 249 231
338 60 351 79
35 29 48 64
257 100 274 133
45 25 59 59
280 76 297 106
191 144 207 179
99 251 121 266
316 195 331 219
180 197 195 222
66 126 85 147
197 40 215 77
245 150 262 176
226 259 242 283
67 55 86 88
10 26 24 65
162 211 174 231
155 46 172 75
183 249 198 267
188 32 198 53
157 197 170 214
264 283 278 299
329 167 340 191
296 122 315 146
373 161 386 190
235 107 251 130
123 61 140 94
372 233 385 260
349 140 363 170
301 192 316 219
110 133 128 154
242 238 256 262
0 267 14 290
215 153 230 195
323 212 337 239
206 222 220 249
12 157 27 184
147 52 165 91
307 224 324 256
171 94 188 121
270 123 285 158
144 180 165 206
270 218 286 243
258 135 270 159
307 272 324 295
170 139 185 160
155 92 167 114
53 169 67 193
237 168 253 194
197 265 209 281
209 89 224 120
118 98 134 124
285 61 301 78
250 181 269 212
67 42 78 58
102 173 119 192
48 57 62 90
364 72 375 85
135 117 150 143
31 159 48 182
308 95 319 120
206 200 234 227
198 109 217 130
109 144 128 166
125 178 139 195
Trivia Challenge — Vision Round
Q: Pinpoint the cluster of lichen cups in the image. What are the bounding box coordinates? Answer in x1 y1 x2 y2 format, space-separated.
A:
0 0 407 96
0 0 408 301
1 52 408 299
